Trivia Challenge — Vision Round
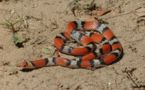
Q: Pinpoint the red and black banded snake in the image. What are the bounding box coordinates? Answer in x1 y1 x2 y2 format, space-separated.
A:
18 20 123 70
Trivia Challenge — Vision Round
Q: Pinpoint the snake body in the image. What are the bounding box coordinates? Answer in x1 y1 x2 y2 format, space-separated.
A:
18 20 123 70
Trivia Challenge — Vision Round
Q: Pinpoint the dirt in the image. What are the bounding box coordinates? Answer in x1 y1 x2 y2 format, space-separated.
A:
0 0 145 90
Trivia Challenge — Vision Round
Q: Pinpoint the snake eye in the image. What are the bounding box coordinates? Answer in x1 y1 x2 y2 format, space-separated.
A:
22 61 28 67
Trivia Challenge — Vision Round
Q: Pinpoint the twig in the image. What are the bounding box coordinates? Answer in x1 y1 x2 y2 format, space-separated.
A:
122 68 145 89
123 70 139 88
104 6 145 20
103 10 135 20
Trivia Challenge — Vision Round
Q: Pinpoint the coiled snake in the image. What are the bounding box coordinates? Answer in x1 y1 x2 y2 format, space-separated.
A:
18 20 123 70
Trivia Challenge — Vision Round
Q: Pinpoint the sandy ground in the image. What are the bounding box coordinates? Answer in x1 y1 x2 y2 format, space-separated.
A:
0 0 145 90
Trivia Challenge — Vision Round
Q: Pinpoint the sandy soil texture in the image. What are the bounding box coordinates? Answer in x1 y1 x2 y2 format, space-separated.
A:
0 0 145 90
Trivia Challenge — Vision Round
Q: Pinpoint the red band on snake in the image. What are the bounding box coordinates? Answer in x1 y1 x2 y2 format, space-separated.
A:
18 20 123 70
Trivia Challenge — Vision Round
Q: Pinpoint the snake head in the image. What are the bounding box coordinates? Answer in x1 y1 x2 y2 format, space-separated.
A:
17 60 28 68
17 60 35 72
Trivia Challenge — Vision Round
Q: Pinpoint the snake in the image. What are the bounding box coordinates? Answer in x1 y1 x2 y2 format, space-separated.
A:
18 20 123 70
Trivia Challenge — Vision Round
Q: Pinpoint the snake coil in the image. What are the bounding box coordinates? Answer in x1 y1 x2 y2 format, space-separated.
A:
18 20 123 70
